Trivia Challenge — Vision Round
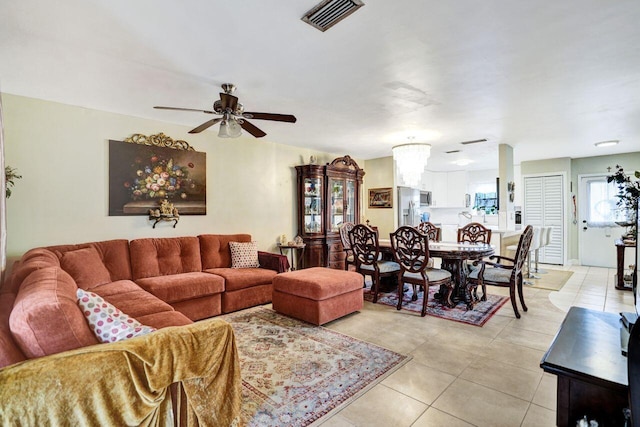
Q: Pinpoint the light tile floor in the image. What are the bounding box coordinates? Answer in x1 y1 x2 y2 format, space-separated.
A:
316 264 633 427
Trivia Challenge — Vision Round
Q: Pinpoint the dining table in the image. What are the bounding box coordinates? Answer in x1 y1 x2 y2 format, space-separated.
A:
378 239 495 303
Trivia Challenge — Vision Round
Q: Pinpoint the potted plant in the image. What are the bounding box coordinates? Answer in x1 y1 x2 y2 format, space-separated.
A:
607 165 639 238
4 166 21 198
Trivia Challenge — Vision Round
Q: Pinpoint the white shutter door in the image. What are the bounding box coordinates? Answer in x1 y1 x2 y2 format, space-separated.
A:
541 175 564 264
523 175 564 265
524 177 543 227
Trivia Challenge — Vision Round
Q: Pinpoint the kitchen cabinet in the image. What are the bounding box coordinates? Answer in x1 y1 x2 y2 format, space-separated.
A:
296 156 365 269
430 171 468 208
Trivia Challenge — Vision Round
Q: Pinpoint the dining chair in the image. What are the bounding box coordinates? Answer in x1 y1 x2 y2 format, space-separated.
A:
457 222 492 298
457 222 492 244
389 226 454 316
339 222 356 271
416 221 441 242
466 225 534 318
349 224 400 304
524 226 544 282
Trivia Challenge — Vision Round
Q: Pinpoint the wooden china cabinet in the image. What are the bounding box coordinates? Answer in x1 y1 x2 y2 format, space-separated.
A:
296 156 365 269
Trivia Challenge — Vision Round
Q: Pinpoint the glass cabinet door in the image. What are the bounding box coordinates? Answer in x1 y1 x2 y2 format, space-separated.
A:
329 178 345 232
345 180 356 224
304 177 322 233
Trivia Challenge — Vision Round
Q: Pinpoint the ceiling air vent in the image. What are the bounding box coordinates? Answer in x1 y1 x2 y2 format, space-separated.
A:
460 139 487 145
302 0 364 32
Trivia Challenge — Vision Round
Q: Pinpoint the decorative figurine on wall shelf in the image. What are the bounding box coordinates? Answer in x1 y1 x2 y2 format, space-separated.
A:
149 199 179 228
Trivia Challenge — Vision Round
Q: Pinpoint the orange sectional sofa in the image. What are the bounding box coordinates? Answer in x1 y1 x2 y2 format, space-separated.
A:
0 234 287 368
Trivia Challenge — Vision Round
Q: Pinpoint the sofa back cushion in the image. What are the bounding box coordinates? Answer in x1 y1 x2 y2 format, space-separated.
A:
60 247 113 290
130 237 202 280
199 234 252 269
0 292 26 368
47 239 133 282
10 267 99 358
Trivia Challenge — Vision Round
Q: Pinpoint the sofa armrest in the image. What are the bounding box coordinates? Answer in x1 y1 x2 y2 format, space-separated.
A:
259 251 290 273
0 318 242 426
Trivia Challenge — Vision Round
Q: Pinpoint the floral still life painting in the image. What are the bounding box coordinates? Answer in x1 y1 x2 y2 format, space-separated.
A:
109 140 206 215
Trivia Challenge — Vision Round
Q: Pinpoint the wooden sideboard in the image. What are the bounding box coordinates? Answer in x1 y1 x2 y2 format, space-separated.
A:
541 307 629 426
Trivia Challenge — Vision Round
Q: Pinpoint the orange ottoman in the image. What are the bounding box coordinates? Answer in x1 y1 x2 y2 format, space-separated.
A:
272 267 364 325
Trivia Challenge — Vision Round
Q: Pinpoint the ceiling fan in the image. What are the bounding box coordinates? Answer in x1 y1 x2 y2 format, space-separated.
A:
154 83 297 138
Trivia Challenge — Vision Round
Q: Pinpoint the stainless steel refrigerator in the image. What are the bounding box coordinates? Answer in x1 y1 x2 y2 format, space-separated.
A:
397 186 421 227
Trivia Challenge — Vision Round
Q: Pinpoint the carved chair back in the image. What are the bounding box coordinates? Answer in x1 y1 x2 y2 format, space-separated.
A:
416 221 441 241
339 222 355 251
457 222 492 244
348 224 380 267
390 226 431 275
511 225 534 278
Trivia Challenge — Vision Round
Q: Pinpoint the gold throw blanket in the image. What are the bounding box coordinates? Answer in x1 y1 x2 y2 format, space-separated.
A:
0 318 241 427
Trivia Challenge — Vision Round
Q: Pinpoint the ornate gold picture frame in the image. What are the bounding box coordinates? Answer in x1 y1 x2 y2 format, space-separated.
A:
368 187 393 208
108 133 206 216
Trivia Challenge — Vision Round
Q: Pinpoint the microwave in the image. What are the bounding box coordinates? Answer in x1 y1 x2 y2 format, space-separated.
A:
420 191 432 206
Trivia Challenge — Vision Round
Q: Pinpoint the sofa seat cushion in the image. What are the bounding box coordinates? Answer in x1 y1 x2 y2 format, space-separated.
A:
204 267 277 292
136 311 193 329
91 280 175 319
135 272 224 304
10 267 98 358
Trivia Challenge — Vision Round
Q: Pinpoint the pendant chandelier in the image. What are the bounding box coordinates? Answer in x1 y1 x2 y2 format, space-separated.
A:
392 141 431 187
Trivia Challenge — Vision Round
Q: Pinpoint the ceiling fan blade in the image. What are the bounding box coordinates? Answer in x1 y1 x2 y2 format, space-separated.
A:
243 112 297 123
188 118 223 134
239 120 267 138
154 106 215 114
219 93 238 112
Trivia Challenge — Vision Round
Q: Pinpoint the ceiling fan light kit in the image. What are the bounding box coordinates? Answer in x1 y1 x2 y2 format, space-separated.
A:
154 83 296 138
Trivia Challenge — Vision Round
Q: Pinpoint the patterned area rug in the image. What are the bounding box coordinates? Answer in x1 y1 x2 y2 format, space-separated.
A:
221 307 410 426
363 284 508 326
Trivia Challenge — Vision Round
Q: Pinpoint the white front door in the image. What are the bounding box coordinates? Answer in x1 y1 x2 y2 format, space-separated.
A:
578 174 622 267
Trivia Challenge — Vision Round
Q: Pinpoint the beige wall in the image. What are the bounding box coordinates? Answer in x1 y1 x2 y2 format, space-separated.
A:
363 156 395 238
2 94 353 264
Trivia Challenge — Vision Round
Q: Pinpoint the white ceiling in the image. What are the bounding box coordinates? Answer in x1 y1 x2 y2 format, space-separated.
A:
2 0 640 171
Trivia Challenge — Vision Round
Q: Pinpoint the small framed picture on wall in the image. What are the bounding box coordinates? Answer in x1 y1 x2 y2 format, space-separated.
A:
368 187 393 208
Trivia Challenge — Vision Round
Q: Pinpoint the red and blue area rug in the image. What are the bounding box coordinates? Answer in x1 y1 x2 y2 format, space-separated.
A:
363 284 508 327
222 307 410 427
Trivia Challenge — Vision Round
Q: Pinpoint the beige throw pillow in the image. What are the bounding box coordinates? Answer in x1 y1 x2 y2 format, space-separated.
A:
229 241 260 269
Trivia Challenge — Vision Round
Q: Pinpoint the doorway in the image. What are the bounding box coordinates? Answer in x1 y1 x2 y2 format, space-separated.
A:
578 174 622 267
523 174 565 265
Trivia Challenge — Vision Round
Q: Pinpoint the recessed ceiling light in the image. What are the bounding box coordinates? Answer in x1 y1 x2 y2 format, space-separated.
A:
594 140 619 147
